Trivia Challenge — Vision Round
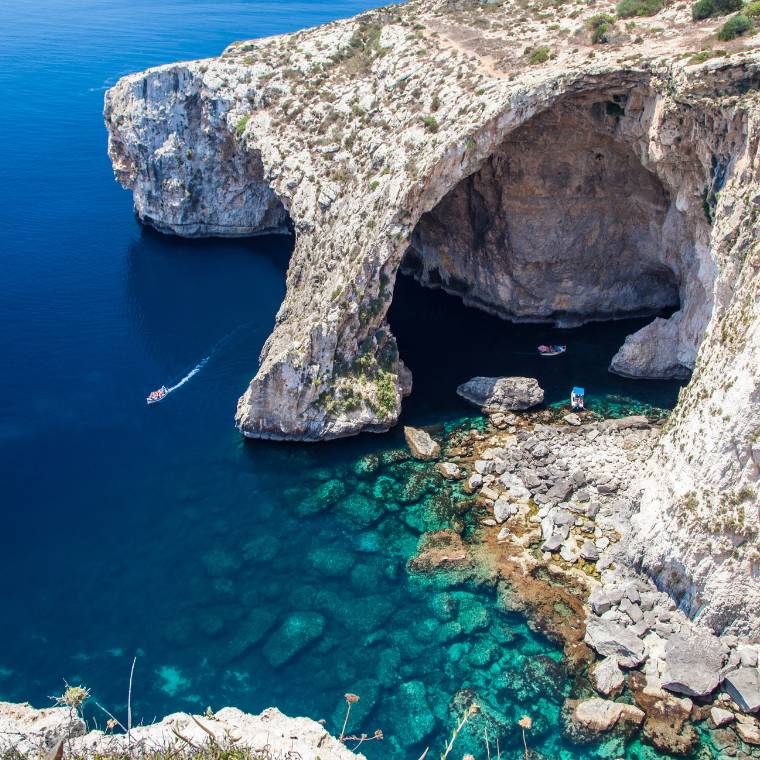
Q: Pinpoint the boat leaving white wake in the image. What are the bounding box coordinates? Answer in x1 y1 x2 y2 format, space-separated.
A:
146 356 209 404
146 321 261 405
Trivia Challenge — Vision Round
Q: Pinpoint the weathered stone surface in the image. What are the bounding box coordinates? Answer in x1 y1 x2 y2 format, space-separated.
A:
661 630 726 697
591 656 624 698
456 376 544 413
572 698 645 732
407 530 472 574
735 718 760 745
710 706 735 728
584 617 647 668
610 317 691 380
0 702 359 759
105 0 760 635
542 533 564 553
436 462 461 480
404 426 440 461
724 667 760 713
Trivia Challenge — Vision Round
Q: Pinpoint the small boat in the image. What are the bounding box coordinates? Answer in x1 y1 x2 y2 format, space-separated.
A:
571 386 585 411
147 385 168 405
538 344 567 356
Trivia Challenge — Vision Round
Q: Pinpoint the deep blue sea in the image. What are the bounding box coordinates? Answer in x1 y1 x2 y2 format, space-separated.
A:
0 1 691 757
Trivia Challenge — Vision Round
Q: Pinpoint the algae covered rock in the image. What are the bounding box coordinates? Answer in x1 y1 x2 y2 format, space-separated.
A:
263 611 326 667
226 608 280 660
296 478 347 516
383 680 436 746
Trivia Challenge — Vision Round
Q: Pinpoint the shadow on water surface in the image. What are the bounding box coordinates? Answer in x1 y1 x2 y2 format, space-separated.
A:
388 273 687 426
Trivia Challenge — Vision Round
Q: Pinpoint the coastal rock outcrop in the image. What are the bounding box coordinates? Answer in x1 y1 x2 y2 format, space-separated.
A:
104 0 760 632
404 426 441 460
456 376 544 412
0 702 360 759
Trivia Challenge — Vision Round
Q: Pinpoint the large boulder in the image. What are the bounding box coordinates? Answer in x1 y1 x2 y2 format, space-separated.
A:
572 698 645 732
591 656 624 698
403 426 440 460
661 630 726 697
584 617 647 668
456 376 544 413
609 316 691 380
723 667 760 713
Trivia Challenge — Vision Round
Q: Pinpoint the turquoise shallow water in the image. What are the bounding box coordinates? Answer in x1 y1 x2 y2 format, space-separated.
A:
0 0 708 757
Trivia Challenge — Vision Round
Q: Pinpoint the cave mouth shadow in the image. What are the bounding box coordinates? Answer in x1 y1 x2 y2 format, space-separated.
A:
387 273 684 425
387 91 698 424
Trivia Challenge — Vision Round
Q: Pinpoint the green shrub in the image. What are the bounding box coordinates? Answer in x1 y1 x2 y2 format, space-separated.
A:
233 114 250 137
744 0 760 15
616 0 663 16
422 115 439 132
717 13 752 38
528 45 551 63
587 13 616 42
692 0 743 19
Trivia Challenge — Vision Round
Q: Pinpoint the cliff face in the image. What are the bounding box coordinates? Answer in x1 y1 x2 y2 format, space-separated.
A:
104 0 760 634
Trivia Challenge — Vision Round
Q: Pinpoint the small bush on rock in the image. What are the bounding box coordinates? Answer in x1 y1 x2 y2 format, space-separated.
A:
617 0 663 17
717 12 753 37
587 13 616 42
692 0 743 20
528 45 551 63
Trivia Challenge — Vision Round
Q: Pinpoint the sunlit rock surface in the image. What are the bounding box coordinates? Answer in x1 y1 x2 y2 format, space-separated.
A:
104 0 760 633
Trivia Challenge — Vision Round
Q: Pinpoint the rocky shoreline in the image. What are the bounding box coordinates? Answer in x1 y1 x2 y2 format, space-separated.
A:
0 702 360 759
403 401 760 758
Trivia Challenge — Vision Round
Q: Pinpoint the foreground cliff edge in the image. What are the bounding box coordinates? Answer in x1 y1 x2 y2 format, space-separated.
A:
0 702 362 759
104 0 759 634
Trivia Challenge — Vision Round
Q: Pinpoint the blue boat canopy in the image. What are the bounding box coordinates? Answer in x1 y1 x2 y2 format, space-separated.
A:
572 387 585 395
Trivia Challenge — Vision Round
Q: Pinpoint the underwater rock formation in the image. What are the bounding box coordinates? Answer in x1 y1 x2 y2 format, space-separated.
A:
104 0 760 631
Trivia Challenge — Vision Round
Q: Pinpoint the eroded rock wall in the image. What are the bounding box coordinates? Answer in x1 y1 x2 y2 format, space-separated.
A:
405 98 683 327
105 64 289 237
103 0 760 632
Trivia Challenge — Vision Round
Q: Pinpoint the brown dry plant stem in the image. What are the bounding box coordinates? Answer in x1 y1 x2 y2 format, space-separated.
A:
518 715 532 760
339 693 359 742
441 703 479 759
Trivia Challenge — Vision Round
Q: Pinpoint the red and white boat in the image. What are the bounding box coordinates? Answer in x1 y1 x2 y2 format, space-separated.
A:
538 344 567 357
146 386 168 404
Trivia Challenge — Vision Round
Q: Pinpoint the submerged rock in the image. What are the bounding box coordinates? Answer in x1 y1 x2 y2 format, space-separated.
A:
383 680 435 746
263 611 326 667
404 426 440 461
456 376 544 413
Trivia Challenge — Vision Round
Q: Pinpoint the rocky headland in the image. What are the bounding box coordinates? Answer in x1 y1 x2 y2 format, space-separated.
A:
89 0 760 754
103 0 759 637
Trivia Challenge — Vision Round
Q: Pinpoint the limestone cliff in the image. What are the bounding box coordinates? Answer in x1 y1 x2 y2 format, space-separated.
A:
0 702 359 759
104 0 760 634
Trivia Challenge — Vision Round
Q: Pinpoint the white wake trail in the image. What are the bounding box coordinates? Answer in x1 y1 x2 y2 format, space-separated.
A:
165 356 210 394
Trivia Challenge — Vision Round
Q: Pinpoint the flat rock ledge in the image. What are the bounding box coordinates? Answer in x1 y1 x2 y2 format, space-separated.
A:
0 702 360 760
456 376 544 413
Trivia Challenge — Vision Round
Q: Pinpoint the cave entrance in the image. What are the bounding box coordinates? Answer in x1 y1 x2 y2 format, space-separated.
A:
390 93 694 422
388 273 683 424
